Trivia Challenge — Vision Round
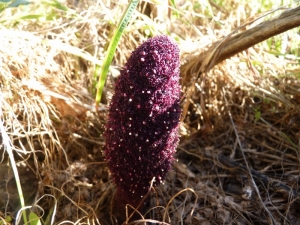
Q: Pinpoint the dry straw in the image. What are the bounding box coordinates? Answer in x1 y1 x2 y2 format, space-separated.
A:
0 0 300 225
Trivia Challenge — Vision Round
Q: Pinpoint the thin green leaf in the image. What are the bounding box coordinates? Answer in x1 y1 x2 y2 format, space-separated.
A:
0 14 47 23
0 118 27 223
41 0 78 18
95 0 140 106
169 0 175 5
92 64 101 96
18 14 47 19
169 0 179 17
42 0 69 11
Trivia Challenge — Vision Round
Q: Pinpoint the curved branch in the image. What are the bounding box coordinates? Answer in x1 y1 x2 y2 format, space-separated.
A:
182 5 300 77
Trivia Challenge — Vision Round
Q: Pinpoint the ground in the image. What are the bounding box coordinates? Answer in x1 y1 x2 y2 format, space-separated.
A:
0 1 300 225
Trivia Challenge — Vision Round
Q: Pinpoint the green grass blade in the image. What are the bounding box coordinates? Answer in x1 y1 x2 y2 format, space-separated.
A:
169 0 179 17
92 64 101 96
0 119 27 224
42 0 70 12
95 0 140 106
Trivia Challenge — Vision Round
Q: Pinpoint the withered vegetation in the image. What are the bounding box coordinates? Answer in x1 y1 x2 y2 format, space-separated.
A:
0 1 300 224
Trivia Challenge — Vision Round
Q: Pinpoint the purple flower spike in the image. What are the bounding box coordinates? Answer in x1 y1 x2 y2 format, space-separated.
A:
105 35 181 211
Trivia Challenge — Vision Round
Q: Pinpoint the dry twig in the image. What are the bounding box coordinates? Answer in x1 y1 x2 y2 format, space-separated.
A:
182 5 300 80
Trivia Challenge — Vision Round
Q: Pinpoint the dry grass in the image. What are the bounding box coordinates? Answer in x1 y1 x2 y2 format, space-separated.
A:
0 0 300 224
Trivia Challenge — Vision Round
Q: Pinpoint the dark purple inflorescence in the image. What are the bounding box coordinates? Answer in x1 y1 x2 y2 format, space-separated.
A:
105 35 181 205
